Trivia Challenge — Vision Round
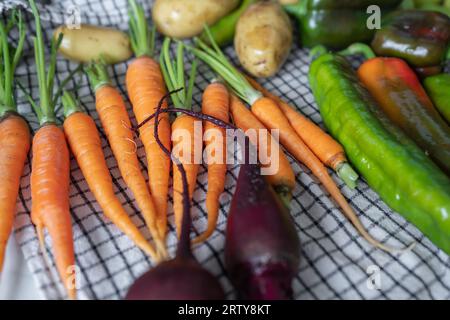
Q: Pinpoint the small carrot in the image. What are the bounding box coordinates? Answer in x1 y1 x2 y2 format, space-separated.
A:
0 10 29 273
126 0 170 239
62 91 158 259
159 38 201 237
245 76 359 189
193 82 230 244
23 0 77 299
188 27 410 253
229 94 295 206
86 61 166 259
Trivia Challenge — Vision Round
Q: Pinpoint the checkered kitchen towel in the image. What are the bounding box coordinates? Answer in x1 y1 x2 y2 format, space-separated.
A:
1 0 449 300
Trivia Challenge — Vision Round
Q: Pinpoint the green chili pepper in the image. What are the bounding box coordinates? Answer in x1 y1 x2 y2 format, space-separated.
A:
424 73 450 124
371 10 450 68
284 0 402 49
309 50 450 255
199 0 258 47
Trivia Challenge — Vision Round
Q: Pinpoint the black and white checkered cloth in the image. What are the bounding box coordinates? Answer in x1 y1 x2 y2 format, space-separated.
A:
1 0 449 300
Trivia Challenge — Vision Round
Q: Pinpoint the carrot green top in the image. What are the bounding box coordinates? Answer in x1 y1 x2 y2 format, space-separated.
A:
128 0 156 58
85 59 112 92
25 0 63 126
159 38 197 114
0 10 25 118
62 90 83 118
186 27 262 106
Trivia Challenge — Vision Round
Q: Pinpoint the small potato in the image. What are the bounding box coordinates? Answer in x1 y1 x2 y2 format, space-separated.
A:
54 24 132 64
152 0 240 39
235 1 293 78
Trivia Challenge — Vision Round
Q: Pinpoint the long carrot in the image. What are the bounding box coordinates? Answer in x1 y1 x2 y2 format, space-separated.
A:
193 82 229 244
126 0 170 239
0 10 29 273
188 27 410 253
62 91 158 260
86 61 166 259
229 94 295 206
21 0 77 299
159 38 201 237
245 76 359 189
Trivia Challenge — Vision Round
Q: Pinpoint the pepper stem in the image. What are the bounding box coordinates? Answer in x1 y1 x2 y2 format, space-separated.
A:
339 43 376 60
336 163 359 190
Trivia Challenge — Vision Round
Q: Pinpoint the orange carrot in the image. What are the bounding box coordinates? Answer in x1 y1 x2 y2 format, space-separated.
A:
0 10 29 272
126 0 170 238
193 82 230 244
31 125 75 299
0 115 30 272
230 95 295 204
62 92 158 260
86 62 166 259
246 76 359 189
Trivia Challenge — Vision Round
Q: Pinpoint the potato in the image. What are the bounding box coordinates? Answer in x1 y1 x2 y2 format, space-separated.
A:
54 24 132 64
235 1 293 78
152 0 240 39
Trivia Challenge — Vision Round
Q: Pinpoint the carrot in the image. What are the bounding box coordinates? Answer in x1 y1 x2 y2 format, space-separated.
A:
86 61 166 259
62 91 158 259
31 125 74 298
126 0 170 239
159 38 201 237
229 94 295 206
0 10 29 273
20 0 78 299
188 27 412 253
193 82 230 244
245 76 359 189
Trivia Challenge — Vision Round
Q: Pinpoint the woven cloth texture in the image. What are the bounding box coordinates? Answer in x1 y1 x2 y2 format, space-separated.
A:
1 0 449 300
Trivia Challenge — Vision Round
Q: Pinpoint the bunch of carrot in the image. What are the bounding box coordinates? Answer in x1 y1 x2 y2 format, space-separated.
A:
183 27 408 253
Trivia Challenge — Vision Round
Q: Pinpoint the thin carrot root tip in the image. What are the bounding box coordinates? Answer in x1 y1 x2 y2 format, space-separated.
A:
336 163 359 189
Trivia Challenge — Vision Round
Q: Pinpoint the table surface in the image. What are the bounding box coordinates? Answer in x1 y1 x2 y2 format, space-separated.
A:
0 237 41 300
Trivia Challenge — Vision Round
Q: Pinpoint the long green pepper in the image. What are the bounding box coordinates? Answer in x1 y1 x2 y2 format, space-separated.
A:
309 52 450 254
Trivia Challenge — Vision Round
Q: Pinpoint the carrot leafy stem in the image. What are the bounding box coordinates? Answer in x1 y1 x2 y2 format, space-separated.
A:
185 26 262 106
159 37 197 114
29 0 67 126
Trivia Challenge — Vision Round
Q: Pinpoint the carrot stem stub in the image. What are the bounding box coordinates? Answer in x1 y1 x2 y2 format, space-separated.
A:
31 124 75 299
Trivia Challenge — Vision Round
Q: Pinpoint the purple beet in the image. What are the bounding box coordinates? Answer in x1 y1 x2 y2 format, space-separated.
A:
125 94 225 300
225 138 301 300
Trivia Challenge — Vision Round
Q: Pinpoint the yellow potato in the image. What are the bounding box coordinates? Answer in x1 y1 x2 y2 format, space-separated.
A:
152 0 240 39
54 24 132 64
235 1 293 78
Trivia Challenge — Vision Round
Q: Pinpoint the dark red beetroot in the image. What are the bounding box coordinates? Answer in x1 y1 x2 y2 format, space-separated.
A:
225 142 301 300
125 93 225 300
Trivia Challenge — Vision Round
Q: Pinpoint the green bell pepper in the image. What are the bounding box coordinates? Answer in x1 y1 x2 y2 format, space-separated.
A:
371 10 450 68
309 50 450 255
424 73 450 124
284 0 402 49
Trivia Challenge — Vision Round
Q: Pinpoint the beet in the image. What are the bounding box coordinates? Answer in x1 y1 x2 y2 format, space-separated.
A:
125 95 225 300
225 137 301 300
